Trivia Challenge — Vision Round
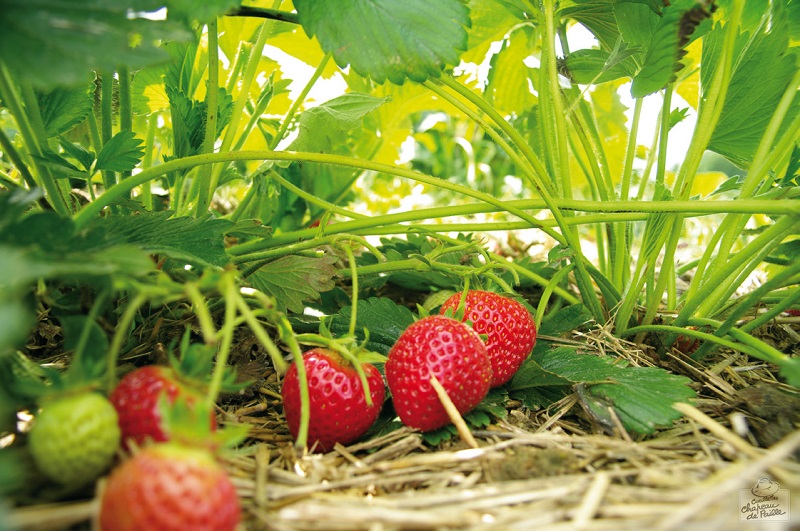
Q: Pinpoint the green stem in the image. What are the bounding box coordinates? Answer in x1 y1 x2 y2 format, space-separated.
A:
0 64 70 214
534 263 575 328
426 78 605 321
118 66 133 184
340 244 359 337
184 283 219 345
654 86 673 190
100 70 116 190
0 127 37 189
270 53 331 150
106 294 147 393
210 4 281 197
140 115 158 210
195 18 220 216
542 0 572 199
206 271 236 407
435 76 555 195
676 215 798 325
235 295 289 373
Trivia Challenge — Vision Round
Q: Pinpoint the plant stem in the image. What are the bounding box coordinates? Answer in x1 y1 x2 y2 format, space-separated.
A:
140 115 158 210
100 70 117 191
0 64 70 215
195 18 220 216
210 3 281 199
675 215 798 325
270 53 331 150
106 294 147 393
0 127 37 189
206 271 236 407
118 66 133 185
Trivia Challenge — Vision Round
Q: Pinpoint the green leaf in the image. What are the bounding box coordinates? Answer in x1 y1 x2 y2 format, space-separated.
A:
59 314 110 382
463 0 525 64
486 27 537 114
539 304 593 336
508 345 573 408
536 349 696 434
38 84 95 138
248 254 339 313
95 131 145 173
472 388 510 420
0 0 191 89
59 140 96 172
560 47 639 85
163 0 241 24
288 93 388 153
85 211 233 268
0 300 35 355
561 0 621 51
327 297 416 355
294 0 470 84
630 0 714 98
705 6 800 167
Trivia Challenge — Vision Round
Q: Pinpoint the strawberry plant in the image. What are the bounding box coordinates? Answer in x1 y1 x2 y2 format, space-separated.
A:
1 0 799 527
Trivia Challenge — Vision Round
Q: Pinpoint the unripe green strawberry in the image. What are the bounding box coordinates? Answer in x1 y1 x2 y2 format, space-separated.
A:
281 348 385 453
440 290 537 386
28 392 120 486
99 442 240 531
385 315 492 432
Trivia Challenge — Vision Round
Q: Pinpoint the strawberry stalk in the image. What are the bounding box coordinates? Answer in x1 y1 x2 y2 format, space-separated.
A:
106 293 147 393
205 272 238 408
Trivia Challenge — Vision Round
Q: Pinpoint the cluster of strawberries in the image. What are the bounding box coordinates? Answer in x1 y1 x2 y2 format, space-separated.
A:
282 290 538 452
26 290 536 530
28 365 240 530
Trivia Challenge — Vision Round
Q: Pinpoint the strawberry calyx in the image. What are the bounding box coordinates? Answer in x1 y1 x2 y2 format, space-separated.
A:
156 394 249 453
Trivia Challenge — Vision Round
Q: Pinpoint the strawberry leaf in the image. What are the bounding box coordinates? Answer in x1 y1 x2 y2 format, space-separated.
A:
38 84 95 138
327 297 415 355
247 254 338 313
294 0 470 84
509 346 696 434
95 131 145 173
0 0 191 89
288 93 388 153
85 211 233 268
704 5 800 167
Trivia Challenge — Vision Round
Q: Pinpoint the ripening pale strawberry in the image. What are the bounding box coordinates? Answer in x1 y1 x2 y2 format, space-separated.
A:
385 315 492 432
28 392 120 486
440 290 537 386
98 442 240 531
110 365 216 449
281 348 385 453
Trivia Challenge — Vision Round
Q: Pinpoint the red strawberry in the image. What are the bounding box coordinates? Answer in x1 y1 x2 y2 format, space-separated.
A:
98 442 240 531
281 348 385 453
440 290 537 386
385 315 492 432
110 366 215 449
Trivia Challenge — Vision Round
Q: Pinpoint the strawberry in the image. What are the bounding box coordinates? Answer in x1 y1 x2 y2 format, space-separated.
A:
385 315 492 432
98 441 241 531
110 365 216 449
281 348 385 453
440 290 537 387
28 391 120 486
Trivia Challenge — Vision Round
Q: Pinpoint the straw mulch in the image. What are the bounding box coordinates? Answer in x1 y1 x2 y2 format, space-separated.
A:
8 325 800 531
